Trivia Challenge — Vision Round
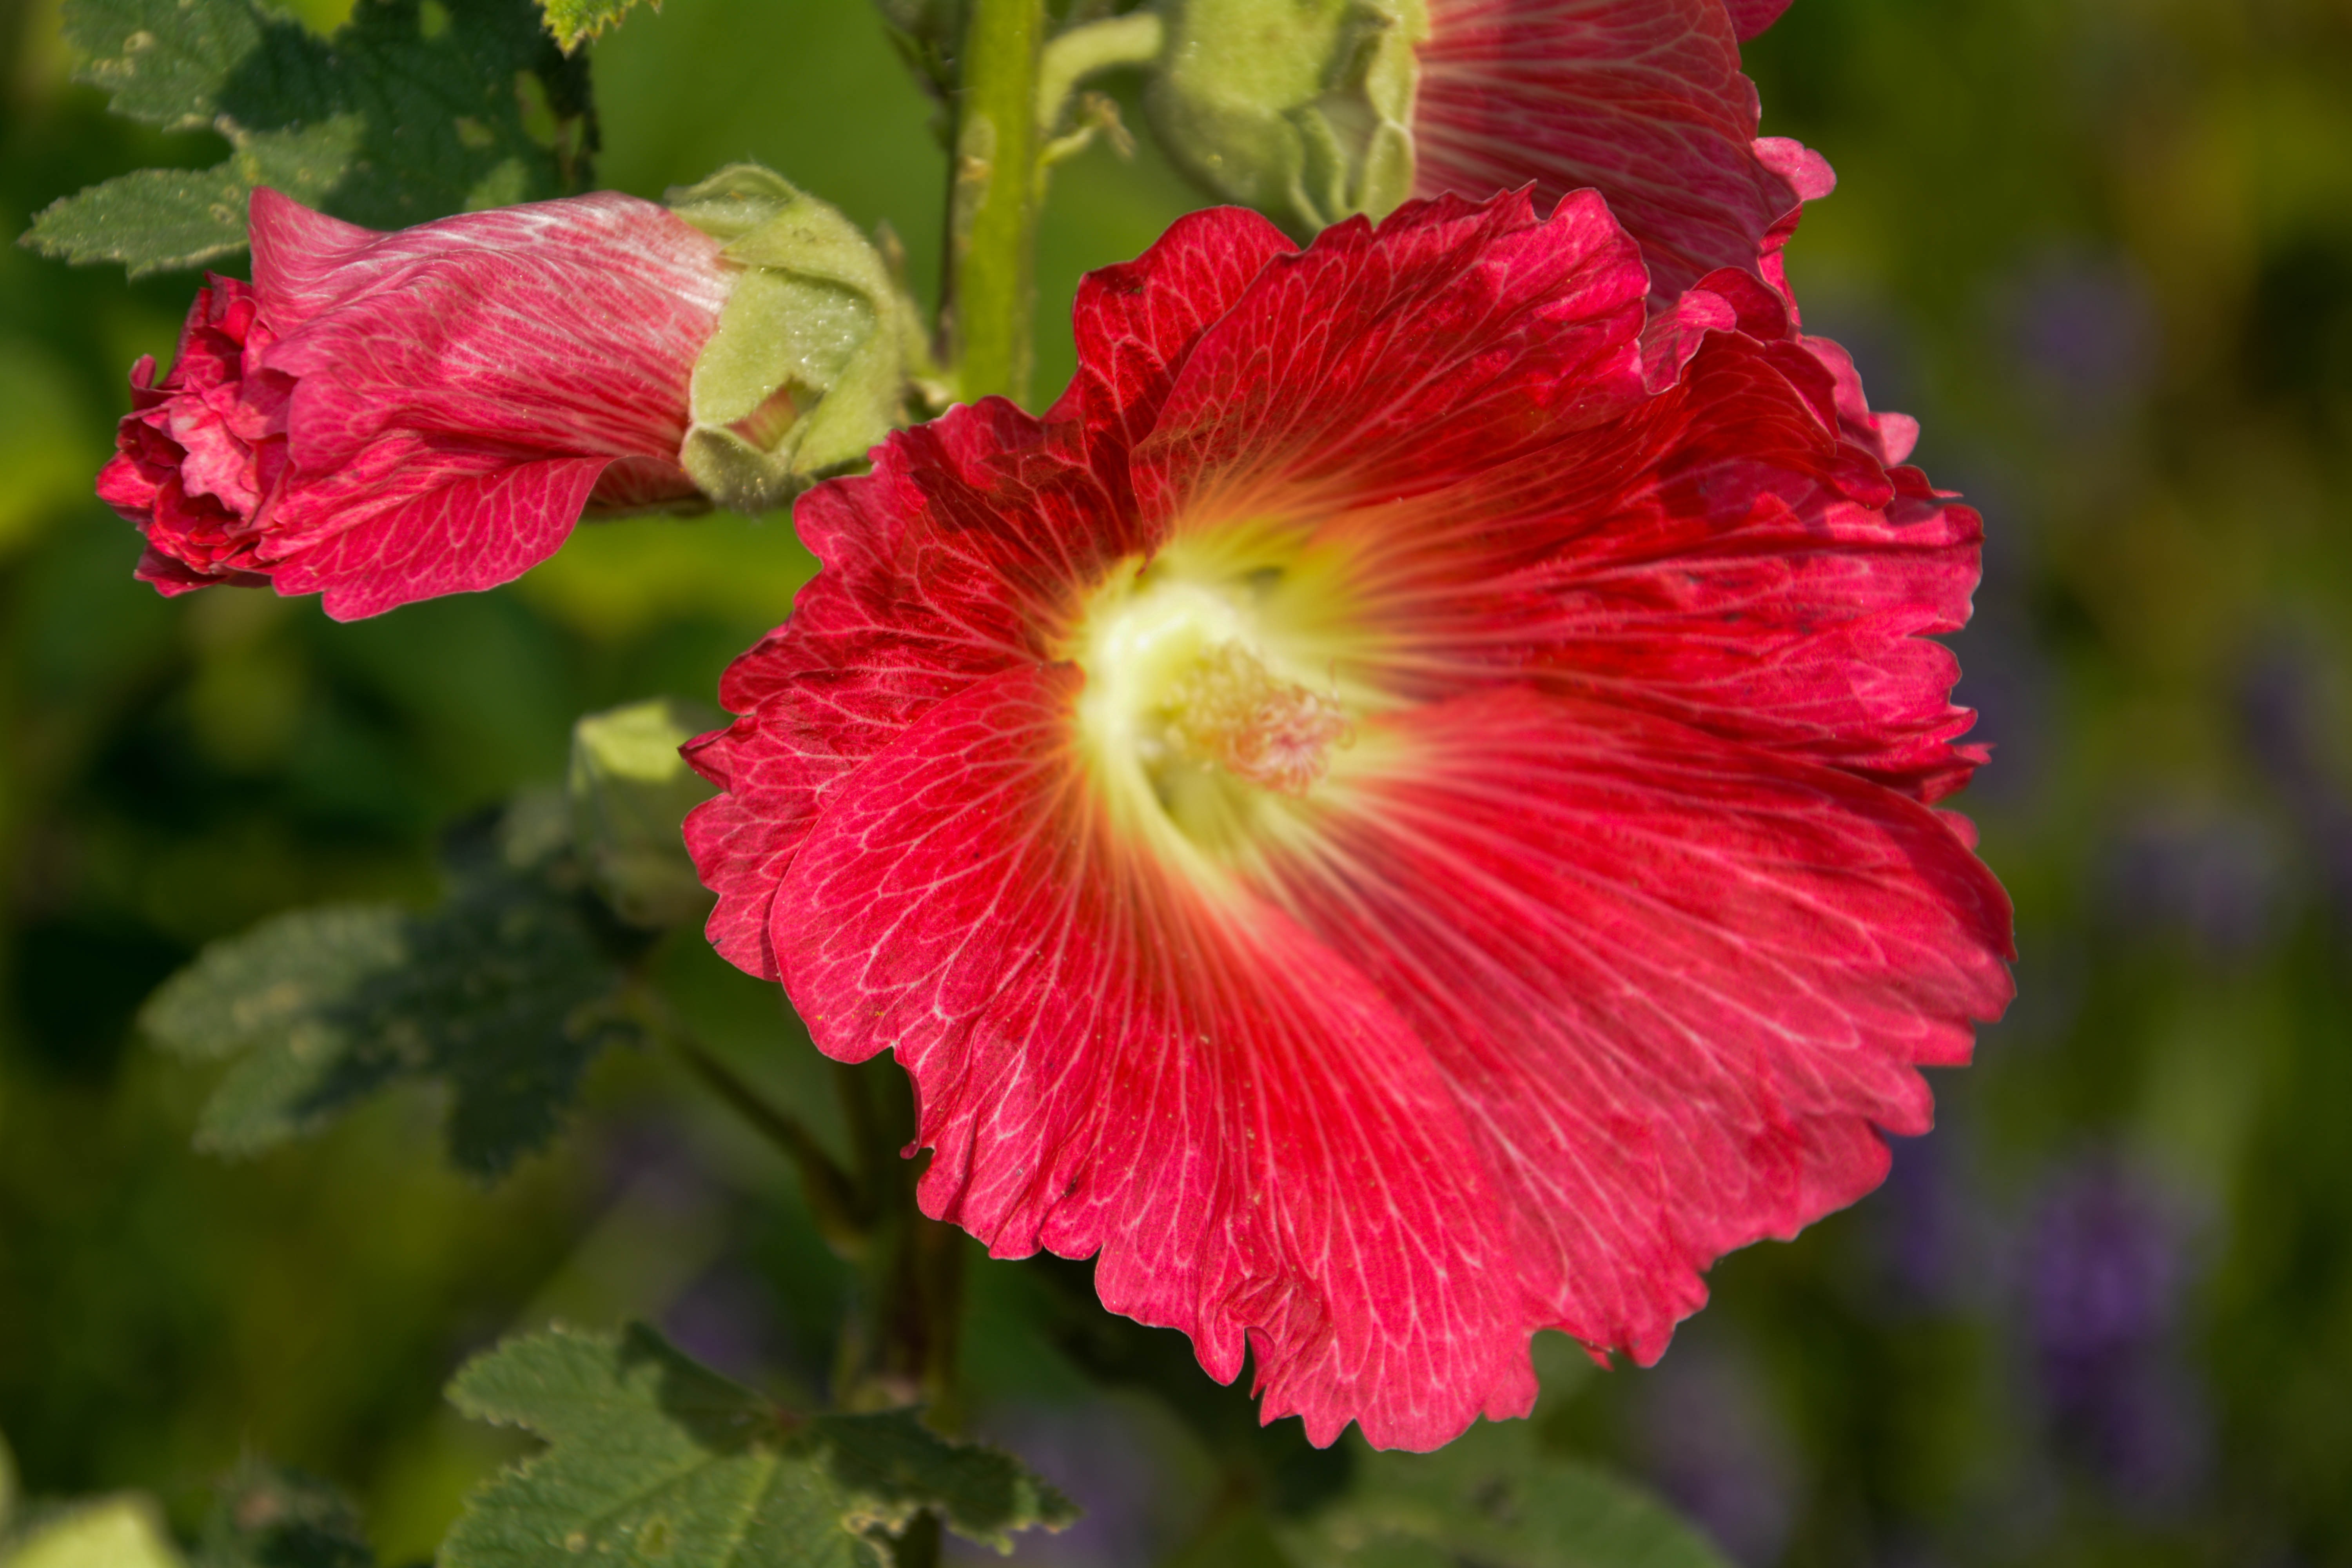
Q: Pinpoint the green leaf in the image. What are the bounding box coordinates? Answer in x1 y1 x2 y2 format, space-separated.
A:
444 1323 1078 1567
24 0 595 276
0 1429 16 1539
140 794 648 1179
1286 1419 1729 1568
191 1460 374 1568
536 0 652 53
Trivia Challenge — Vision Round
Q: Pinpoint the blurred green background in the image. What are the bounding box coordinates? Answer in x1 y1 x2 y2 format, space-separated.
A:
2 0 2349 1563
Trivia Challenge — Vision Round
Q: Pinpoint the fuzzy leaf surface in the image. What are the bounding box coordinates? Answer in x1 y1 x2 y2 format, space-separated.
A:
443 1324 1077 1567
26 0 594 275
140 796 645 1178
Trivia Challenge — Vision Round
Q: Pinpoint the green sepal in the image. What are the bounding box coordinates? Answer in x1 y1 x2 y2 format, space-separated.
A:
666 165 913 515
567 697 722 931
1147 0 1425 238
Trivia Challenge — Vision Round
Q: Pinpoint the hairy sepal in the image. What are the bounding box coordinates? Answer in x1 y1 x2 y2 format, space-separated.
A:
669 165 914 514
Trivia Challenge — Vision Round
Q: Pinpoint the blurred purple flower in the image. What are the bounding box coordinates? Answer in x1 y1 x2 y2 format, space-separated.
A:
1869 1132 2009 1314
2100 809 2284 962
598 1116 722 1214
2023 1154 2211 1512
1943 474 2052 813
663 1261 788 1383
1633 1337 1799 1568
1995 250 2159 430
2238 644 2352 928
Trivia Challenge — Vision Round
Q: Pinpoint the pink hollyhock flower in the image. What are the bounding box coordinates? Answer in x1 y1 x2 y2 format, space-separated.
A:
1148 0 1823 310
1414 0 1829 305
686 191 2013 1451
98 189 727 620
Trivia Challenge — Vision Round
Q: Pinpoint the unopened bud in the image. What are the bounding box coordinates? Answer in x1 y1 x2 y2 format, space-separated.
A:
568 698 724 929
667 165 916 514
1147 0 1425 237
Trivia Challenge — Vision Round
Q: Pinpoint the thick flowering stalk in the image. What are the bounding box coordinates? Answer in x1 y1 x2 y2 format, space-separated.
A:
99 172 907 621
686 191 2013 1452
1148 0 1824 307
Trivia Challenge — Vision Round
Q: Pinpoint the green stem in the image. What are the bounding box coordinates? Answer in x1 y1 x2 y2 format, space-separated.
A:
664 1025 874 1258
831 1060 969 1432
889 1512 943 1568
949 0 1047 405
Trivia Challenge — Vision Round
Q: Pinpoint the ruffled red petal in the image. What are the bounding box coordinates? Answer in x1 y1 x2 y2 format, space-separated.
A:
1135 190 1651 525
1337 328 1985 800
253 189 723 485
1047 205 1296 503
264 456 613 621
1722 0 1793 41
1414 0 1824 303
685 399 1123 976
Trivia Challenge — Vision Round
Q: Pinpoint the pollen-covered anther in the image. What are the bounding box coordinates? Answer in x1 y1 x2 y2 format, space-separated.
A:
1163 642 1352 796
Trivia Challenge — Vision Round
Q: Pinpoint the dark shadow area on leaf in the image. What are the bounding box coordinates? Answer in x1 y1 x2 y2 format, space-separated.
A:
142 795 653 1180
612 1318 779 1448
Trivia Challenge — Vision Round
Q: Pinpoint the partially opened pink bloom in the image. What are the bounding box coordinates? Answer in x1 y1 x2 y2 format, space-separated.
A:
1148 0 1823 309
687 192 2013 1451
98 189 727 620
1414 0 1828 304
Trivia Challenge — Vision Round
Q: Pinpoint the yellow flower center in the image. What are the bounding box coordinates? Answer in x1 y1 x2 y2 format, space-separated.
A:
1068 523 1378 859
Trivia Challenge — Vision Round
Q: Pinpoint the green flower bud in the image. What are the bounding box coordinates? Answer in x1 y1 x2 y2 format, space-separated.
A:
3 1497 183 1568
567 698 724 929
666 165 918 514
1146 0 1427 237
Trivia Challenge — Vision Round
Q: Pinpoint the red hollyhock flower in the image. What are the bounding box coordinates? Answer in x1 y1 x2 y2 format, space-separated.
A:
98 189 726 620
686 191 2013 1451
1414 0 1829 305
